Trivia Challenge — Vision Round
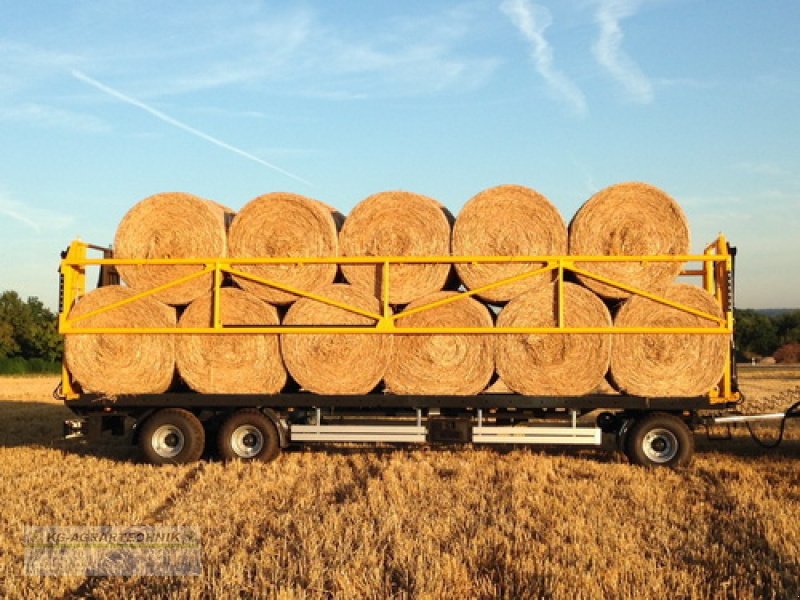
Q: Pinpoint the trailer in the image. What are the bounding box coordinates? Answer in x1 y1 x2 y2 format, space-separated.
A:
57 234 795 468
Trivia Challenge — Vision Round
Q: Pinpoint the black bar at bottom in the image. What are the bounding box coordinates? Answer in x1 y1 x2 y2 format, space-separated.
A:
65 392 728 412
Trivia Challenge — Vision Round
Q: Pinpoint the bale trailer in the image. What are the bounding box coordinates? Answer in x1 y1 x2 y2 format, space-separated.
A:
57 236 797 467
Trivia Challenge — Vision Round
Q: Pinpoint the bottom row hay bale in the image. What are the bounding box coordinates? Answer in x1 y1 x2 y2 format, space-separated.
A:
610 283 727 397
65 285 176 394
495 282 612 396
176 288 285 394
385 291 495 395
280 284 391 394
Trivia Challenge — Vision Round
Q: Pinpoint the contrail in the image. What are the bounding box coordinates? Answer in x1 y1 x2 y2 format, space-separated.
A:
501 0 587 116
0 204 40 233
71 70 312 186
592 0 653 104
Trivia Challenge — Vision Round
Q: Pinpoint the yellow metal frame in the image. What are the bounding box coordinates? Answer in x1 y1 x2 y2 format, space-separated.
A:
58 235 736 402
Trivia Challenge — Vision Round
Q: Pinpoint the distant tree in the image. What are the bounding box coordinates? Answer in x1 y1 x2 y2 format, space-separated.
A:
21 296 62 362
775 310 800 345
734 309 778 357
0 320 17 359
0 290 62 363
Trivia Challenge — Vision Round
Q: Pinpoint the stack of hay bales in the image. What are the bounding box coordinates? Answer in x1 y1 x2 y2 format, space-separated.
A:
568 182 725 396
64 182 727 398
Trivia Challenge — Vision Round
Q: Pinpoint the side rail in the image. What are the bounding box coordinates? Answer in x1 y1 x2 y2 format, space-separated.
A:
58 236 736 400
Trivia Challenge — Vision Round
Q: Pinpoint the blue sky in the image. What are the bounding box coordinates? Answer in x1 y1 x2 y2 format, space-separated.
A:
1 0 798 309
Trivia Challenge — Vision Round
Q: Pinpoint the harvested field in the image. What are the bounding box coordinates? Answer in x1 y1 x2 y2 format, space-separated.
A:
0 372 798 598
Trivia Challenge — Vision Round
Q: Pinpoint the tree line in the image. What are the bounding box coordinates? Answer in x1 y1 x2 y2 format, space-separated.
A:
734 309 800 362
0 290 62 374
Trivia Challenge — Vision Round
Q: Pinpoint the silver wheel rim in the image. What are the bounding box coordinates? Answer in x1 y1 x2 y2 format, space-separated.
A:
230 425 264 458
642 428 679 463
152 424 185 458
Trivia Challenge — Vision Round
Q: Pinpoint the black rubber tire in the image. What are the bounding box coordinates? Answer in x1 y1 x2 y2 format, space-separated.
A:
217 409 280 462
138 408 205 465
624 412 694 468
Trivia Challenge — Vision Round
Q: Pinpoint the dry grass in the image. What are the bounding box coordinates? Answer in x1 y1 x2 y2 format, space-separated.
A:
0 373 798 599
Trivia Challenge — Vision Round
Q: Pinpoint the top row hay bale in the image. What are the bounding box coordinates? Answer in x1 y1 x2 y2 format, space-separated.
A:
228 192 342 305
452 184 567 303
568 182 690 300
339 191 453 305
113 183 690 308
114 192 234 306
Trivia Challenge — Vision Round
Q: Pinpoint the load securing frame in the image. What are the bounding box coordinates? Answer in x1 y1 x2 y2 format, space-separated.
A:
58 235 736 403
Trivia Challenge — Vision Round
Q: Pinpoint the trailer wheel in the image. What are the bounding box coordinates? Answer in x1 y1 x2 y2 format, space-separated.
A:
217 409 280 462
139 409 205 465
624 413 694 468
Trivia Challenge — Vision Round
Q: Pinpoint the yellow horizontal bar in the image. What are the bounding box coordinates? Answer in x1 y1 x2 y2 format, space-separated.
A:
61 326 732 335
62 253 728 267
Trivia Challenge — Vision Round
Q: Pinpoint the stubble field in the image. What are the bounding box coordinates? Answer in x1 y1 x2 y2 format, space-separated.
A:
0 371 798 599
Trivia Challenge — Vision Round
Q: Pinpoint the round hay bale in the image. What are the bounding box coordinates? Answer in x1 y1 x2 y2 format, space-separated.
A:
569 182 689 299
495 282 611 395
280 284 391 394
610 283 727 397
385 292 495 395
176 288 285 394
64 285 176 394
228 192 340 305
339 191 453 305
452 184 567 302
385 292 495 396
114 192 233 306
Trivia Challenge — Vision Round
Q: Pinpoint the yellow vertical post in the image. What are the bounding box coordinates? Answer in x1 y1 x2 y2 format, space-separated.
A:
557 260 565 328
59 241 87 400
702 246 713 296
382 261 391 320
213 261 222 329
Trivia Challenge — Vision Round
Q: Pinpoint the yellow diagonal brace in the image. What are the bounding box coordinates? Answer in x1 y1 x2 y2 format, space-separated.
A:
391 262 557 321
570 266 726 325
225 266 383 321
66 266 214 326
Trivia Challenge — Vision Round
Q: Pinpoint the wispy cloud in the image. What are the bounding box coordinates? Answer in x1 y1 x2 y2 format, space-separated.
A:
71 70 313 186
0 103 109 133
0 193 74 234
734 161 791 178
500 0 587 115
142 7 498 99
592 0 653 103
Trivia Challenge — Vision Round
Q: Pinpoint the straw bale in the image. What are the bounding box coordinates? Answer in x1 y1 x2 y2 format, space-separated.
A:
339 191 453 305
280 284 390 394
114 192 233 306
228 192 340 305
569 182 689 299
176 288 285 394
495 282 611 395
452 184 567 302
610 283 727 397
64 285 176 394
385 292 495 395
